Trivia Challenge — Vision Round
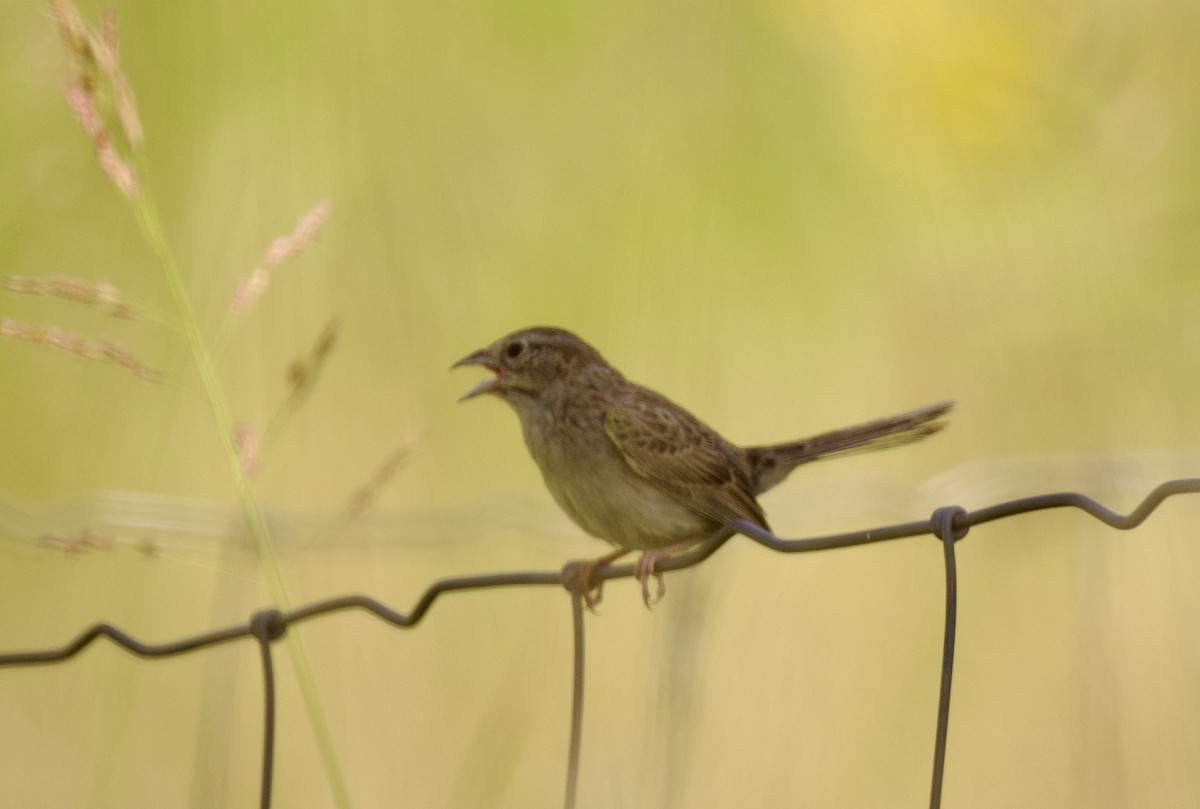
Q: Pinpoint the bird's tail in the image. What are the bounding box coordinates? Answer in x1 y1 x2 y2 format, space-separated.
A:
744 400 954 495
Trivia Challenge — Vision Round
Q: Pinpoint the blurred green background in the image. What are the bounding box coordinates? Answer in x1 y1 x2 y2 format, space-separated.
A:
1 0 1199 806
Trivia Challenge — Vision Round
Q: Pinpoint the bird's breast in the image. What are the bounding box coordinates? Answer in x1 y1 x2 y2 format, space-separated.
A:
517 403 713 550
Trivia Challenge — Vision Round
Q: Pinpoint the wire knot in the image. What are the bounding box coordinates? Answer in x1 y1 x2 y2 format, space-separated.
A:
930 505 969 543
249 609 288 643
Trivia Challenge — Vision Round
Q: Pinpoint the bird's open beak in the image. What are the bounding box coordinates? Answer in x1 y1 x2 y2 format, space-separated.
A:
452 349 503 401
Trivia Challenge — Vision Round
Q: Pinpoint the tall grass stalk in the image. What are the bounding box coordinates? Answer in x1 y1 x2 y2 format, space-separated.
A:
50 3 353 805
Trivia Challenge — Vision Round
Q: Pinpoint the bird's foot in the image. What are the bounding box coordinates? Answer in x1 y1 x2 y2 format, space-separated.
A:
563 560 606 610
563 549 629 611
634 540 701 608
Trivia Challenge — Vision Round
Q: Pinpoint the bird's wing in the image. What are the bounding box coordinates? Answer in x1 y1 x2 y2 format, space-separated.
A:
603 390 768 530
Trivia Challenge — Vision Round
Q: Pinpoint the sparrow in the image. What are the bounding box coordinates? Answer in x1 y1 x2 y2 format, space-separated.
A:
454 326 952 608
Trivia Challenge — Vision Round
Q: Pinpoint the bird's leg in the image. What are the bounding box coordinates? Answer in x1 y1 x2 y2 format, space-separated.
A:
563 548 630 610
634 538 703 608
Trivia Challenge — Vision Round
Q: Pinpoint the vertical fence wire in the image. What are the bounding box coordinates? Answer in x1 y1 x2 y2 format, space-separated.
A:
249 610 285 809
928 506 968 809
564 590 586 809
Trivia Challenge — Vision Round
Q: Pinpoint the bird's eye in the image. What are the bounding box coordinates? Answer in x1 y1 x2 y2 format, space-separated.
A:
505 341 526 359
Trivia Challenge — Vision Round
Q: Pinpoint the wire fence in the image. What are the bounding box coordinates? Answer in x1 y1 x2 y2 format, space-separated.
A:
3 476 1198 809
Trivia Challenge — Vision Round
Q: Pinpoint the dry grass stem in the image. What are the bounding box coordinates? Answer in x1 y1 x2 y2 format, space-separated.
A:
53 0 142 198
345 440 418 518
38 530 117 554
64 82 101 137
40 6 353 802
231 200 333 312
5 274 141 319
287 317 340 401
94 135 139 198
92 7 142 145
233 422 262 476
254 318 341 459
0 316 160 381
264 200 333 270
50 0 90 61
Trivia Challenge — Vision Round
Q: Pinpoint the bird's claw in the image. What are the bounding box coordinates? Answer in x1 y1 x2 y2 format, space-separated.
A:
634 551 668 608
562 560 606 611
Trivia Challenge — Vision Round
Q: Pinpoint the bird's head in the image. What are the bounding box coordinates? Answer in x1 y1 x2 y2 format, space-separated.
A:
453 326 610 403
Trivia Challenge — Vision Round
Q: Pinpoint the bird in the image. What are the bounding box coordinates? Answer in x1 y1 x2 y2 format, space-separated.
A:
453 326 952 608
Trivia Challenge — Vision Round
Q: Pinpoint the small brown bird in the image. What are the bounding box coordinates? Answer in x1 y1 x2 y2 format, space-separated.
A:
454 327 952 608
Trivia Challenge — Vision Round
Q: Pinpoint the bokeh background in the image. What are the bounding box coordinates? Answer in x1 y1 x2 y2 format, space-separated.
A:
1 0 1198 806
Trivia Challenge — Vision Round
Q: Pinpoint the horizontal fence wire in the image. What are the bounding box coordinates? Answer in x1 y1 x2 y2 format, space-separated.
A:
2 477 1198 809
